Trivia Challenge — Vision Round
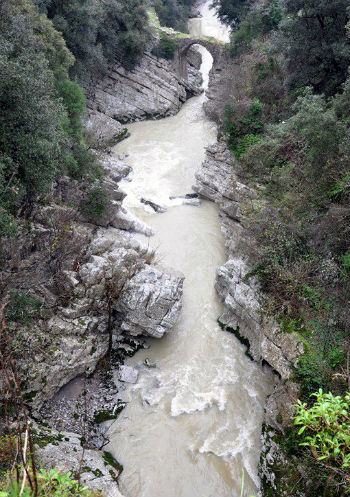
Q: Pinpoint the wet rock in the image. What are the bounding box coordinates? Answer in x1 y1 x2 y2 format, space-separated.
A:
141 198 167 213
116 265 184 338
169 193 199 199
36 431 125 497
0 155 157 410
169 193 201 206
194 141 303 380
87 53 202 124
118 365 139 383
144 358 156 368
195 139 307 493
182 198 201 206
85 110 129 148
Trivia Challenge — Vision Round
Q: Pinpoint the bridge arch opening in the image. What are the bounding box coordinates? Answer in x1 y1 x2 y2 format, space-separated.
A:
173 39 222 81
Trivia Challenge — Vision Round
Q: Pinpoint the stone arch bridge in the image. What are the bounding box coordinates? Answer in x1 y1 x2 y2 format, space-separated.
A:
173 37 225 81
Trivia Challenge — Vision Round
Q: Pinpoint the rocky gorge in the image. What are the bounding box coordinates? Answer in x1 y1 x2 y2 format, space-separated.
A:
0 38 204 495
194 140 305 496
1 3 308 497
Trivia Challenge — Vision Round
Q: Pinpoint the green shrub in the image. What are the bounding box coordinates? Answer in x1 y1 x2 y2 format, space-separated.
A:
154 0 194 32
80 186 109 221
38 0 151 78
151 34 176 60
5 291 42 326
234 133 261 158
223 99 264 155
0 209 18 239
0 436 17 472
229 0 282 55
282 0 350 96
294 389 350 492
0 0 99 238
342 251 350 273
0 468 102 497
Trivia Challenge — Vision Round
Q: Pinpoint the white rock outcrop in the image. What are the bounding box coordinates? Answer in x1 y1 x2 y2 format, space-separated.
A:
87 53 202 124
116 265 184 338
194 142 303 380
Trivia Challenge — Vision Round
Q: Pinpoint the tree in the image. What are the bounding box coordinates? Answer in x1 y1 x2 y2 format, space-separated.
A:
0 0 95 236
282 0 350 96
35 0 151 79
154 0 194 32
97 0 151 71
0 0 68 198
211 0 252 26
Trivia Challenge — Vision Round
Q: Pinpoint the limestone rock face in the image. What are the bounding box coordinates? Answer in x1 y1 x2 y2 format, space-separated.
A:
36 431 125 497
87 53 202 124
85 110 129 148
194 142 303 380
0 153 182 410
118 365 139 383
116 265 184 338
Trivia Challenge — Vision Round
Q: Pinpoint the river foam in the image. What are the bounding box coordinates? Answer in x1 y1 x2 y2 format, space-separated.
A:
106 4 274 496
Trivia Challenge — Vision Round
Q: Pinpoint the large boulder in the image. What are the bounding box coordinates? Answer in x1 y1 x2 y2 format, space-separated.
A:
36 431 125 497
116 265 184 338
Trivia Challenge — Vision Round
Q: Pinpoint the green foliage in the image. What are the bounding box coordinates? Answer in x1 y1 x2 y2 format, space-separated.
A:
1 468 102 497
342 251 350 273
223 99 264 156
0 0 105 238
0 1 68 198
97 0 151 71
294 389 350 489
243 89 349 210
0 436 16 472
154 0 194 32
57 80 86 142
211 0 251 26
0 209 18 239
5 291 42 326
151 33 176 60
229 0 282 55
38 0 151 78
217 0 350 494
282 0 350 96
80 186 109 221
327 173 350 201
297 350 337 399
287 89 346 172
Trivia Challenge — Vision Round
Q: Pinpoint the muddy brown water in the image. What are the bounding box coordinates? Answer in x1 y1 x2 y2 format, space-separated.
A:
106 5 275 496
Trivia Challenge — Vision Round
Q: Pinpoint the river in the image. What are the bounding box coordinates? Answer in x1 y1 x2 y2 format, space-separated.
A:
106 3 274 496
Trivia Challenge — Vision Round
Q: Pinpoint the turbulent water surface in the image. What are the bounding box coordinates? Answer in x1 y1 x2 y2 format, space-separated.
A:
107 4 274 496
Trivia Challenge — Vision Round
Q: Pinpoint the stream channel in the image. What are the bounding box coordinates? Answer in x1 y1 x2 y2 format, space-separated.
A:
106 4 275 496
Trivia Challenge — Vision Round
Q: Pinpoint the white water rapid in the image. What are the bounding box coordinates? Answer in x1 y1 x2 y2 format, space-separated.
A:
107 3 275 496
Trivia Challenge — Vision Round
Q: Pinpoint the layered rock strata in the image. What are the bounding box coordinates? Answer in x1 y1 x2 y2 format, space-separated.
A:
1 155 183 409
86 51 202 128
194 141 303 381
194 141 305 496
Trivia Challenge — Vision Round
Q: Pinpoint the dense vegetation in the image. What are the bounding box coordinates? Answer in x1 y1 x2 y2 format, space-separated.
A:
34 0 151 77
154 0 195 32
0 0 94 237
214 0 350 494
0 0 153 239
0 467 102 497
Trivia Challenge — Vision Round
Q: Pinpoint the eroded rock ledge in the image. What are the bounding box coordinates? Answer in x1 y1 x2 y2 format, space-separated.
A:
194 141 305 496
1 152 184 497
85 49 203 144
194 141 303 381
1 154 183 410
